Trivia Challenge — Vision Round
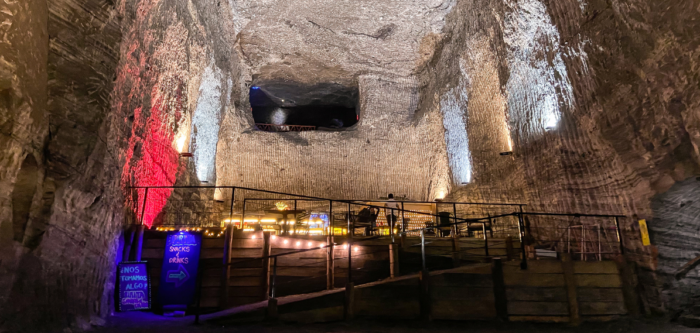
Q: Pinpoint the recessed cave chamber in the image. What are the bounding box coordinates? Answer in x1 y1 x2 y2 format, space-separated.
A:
250 83 358 131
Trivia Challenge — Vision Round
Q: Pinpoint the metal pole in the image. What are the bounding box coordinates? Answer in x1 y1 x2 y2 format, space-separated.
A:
347 202 352 284
453 203 457 237
614 217 625 255
598 224 602 261
330 200 333 237
294 199 298 235
327 200 334 290
401 202 406 234
421 229 426 271
582 225 586 261
139 188 149 226
517 212 527 270
194 245 204 324
483 221 489 258
271 256 277 298
242 198 247 231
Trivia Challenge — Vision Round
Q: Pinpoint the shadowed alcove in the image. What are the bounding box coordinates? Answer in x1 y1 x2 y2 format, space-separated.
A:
12 154 38 242
250 83 358 131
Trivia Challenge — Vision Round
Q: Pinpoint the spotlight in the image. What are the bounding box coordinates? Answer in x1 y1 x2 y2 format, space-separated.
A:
283 240 288 244
252 235 256 239
271 235 277 240
308 242 313 247
296 241 301 246
500 151 513 156
354 247 358 252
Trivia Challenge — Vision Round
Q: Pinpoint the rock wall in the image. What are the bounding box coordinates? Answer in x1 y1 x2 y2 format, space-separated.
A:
0 0 123 331
214 0 457 201
430 0 700 314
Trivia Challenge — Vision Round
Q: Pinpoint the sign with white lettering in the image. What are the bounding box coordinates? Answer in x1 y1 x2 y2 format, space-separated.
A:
117 261 151 311
159 231 202 308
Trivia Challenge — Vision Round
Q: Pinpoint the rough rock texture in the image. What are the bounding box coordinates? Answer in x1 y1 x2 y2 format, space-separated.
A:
0 0 123 331
214 0 457 201
434 0 700 314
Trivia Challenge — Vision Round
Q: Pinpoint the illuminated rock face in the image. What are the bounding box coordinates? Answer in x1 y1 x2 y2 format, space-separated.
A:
1 0 700 330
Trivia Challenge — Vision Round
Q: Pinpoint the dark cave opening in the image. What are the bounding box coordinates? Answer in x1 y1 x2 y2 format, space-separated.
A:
249 86 358 131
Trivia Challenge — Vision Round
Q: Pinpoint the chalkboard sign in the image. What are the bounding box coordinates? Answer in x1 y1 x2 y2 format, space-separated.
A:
117 261 151 311
159 231 202 308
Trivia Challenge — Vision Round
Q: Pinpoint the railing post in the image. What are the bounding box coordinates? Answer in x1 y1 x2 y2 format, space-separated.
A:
505 236 514 261
451 231 461 268
133 188 149 261
452 203 457 236
491 258 508 321
614 217 625 255
561 253 580 326
389 243 399 278
122 225 135 262
139 188 149 226
483 222 489 258
261 232 271 300
421 229 427 271
271 256 278 299
401 202 406 233
220 188 235 309
347 202 352 285
327 200 335 290
267 256 279 321
242 198 247 232
194 256 204 324
517 212 528 270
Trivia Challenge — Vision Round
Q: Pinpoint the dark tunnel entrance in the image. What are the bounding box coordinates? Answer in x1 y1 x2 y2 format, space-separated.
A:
250 85 358 131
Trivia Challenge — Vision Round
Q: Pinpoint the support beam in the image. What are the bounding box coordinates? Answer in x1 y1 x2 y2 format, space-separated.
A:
419 270 431 321
122 226 135 262
505 236 514 261
261 232 272 300
220 223 234 308
451 234 461 268
344 282 355 321
561 253 580 326
389 243 399 278
615 255 641 316
266 298 278 321
133 225 145 261
491 258 508 321
327 235 335 290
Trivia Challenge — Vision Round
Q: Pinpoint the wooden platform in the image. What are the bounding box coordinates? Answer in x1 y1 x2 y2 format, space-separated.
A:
205 258 636 324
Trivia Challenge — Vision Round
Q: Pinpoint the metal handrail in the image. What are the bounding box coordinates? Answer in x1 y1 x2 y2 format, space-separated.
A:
126 185 627 324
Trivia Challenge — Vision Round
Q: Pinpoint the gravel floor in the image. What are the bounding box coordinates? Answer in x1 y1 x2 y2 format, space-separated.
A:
93 312 696 333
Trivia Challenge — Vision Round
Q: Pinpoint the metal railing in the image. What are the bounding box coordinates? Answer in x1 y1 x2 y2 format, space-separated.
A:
126 186 628 323
255 123 316 132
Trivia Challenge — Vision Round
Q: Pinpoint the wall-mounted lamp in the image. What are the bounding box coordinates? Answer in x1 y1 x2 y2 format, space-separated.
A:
179 152 193 157
499 151 513 156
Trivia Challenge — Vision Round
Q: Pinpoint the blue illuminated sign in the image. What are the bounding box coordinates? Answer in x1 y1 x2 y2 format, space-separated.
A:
117 261 151 311
159 231 201 309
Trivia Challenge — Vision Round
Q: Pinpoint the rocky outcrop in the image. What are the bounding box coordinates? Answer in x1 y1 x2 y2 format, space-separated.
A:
0 0 122 331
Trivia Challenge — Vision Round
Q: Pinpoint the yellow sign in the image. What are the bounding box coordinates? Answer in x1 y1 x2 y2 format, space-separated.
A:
638 219 651 246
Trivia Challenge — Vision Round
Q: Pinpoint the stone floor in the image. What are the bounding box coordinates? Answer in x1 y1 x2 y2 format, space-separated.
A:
91 312 696 333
